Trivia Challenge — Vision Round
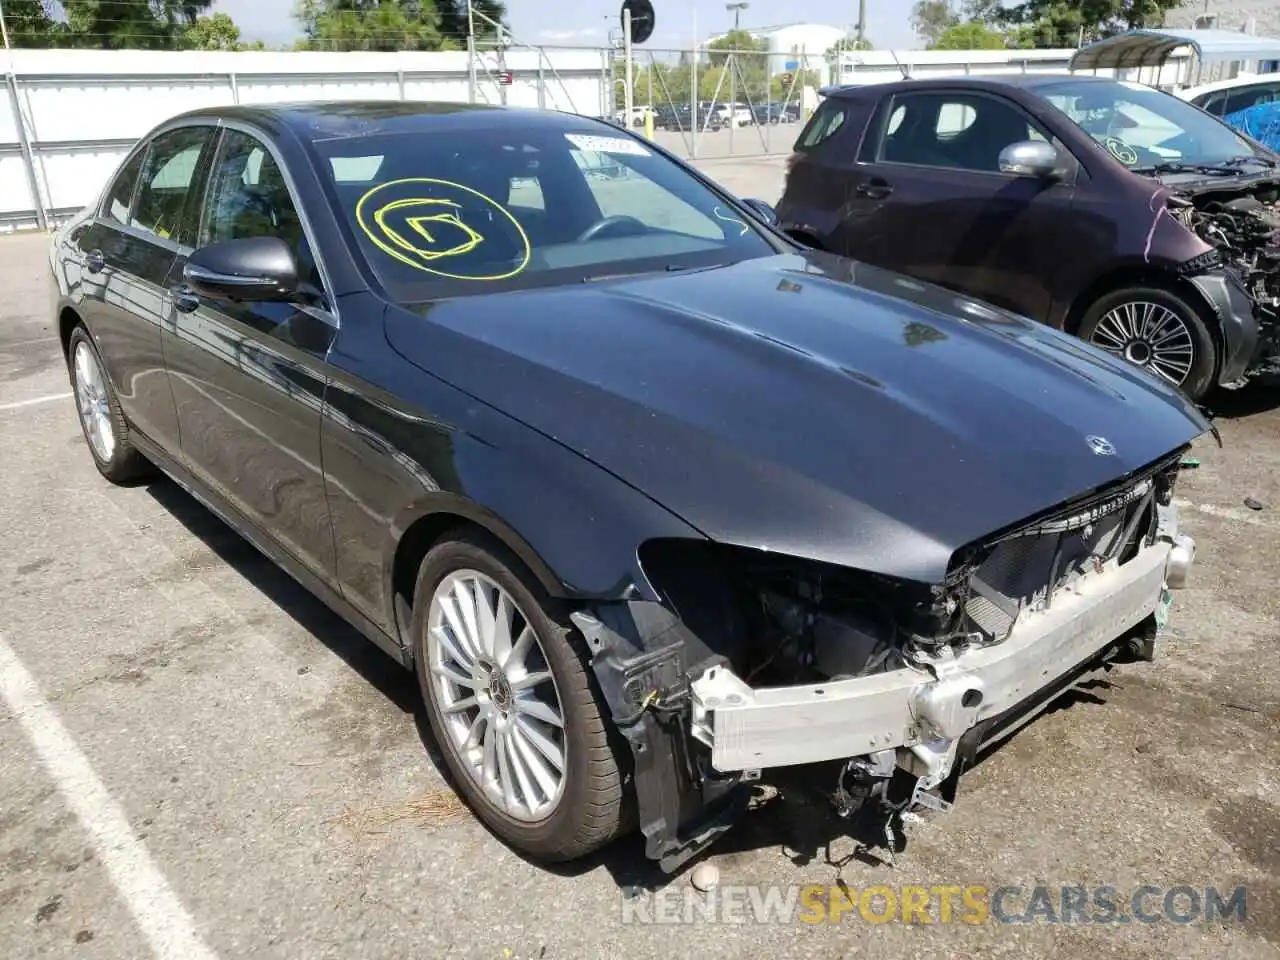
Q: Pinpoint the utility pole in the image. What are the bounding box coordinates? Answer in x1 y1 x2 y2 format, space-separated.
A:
856 0 866 48
466 0 477 103
623 6 634 132
0 0 11 52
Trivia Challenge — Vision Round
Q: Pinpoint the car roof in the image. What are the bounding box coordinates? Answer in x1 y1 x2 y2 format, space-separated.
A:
1177 73 1279 100
163 101 615 143
824 72 1130 100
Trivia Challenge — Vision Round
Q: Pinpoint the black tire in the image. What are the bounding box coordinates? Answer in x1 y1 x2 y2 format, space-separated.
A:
1077 285 1217 401
66 325 154 484
412 531 627 862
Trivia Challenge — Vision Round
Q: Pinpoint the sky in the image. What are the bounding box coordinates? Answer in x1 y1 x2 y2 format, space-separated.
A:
210 0 922 51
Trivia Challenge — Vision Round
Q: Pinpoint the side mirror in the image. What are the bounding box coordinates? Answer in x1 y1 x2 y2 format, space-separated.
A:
998 140 1062 179
183 236 299 303
741 197 779 226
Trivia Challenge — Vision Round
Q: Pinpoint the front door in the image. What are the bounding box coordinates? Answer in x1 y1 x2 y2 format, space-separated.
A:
835 89 1079 322
163 127 338 582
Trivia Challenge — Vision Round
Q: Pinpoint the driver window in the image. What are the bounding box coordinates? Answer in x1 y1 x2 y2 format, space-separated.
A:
202 131 305 252
571 150 725 240
882 92 1044 173
200 129 322 297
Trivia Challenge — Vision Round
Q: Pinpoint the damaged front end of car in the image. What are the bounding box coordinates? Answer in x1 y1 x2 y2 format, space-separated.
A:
1168 177 1280 376
572 450 1196 871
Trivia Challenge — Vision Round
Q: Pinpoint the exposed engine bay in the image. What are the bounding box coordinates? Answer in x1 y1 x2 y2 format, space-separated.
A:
573 453 1195 870
1169 178 1280 366
647 456 1180 689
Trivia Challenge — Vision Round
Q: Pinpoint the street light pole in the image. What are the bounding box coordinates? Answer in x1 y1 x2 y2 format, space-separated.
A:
725 1 748 32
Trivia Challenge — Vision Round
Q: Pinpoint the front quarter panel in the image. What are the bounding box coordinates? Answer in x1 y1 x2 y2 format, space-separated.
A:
320 294 702 643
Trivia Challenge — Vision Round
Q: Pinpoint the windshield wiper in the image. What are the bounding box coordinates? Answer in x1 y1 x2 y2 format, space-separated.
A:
581 264 693 284
1222 155 1277 169
1131 161 1246 176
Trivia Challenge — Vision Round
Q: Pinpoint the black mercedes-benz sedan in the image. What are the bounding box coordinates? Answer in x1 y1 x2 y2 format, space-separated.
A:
50 101 1206 871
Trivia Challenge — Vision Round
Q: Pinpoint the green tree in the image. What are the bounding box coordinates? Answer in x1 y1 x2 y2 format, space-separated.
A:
771 67 819 100
437 0 507 42
184 12 244 50
824 34 874 72
295 0 457 51
931 21 1010 49
911 1 959 46
706 28 765 66
0 0 60 47
988 0 1184 48
61 0 214 49
702 29 771 103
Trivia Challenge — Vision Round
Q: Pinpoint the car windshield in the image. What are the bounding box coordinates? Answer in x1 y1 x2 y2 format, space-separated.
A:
1035 78 1267 171
311 124 778 302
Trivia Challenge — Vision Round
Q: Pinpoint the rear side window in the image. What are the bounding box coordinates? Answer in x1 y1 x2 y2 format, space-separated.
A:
796 101 847 150
132 127 211 242
101 151 145 225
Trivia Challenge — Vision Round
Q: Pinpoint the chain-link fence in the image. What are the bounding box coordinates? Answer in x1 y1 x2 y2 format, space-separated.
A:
601 45 824 160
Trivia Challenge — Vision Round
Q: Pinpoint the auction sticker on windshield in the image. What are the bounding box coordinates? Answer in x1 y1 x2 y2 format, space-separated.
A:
565 133 652 156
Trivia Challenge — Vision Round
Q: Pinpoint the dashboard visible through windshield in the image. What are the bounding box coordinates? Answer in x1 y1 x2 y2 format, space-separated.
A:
312 125 778 301
1036 78 1272 173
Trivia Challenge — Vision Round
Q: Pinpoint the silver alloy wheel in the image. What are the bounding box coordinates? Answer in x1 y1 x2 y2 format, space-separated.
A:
426 570 567 822
1088 300 1195 386
73 340 116 462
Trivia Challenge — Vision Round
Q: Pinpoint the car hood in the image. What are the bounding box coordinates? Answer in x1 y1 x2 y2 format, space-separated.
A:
385 252 1210 583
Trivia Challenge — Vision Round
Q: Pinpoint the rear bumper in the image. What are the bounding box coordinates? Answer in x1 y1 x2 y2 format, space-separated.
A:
692 524 1188 773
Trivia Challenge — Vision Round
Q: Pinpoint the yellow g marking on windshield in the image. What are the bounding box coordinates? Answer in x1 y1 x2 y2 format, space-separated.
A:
375 199 484 259
713 205 749 236
1102 137 1138 165
355 177 531 281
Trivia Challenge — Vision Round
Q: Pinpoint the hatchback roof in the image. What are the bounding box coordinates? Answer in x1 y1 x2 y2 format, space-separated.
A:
823 72 1130 99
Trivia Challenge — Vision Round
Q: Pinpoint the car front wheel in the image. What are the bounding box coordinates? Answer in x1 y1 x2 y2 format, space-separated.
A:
1077 286 1217 401
412 532 627 862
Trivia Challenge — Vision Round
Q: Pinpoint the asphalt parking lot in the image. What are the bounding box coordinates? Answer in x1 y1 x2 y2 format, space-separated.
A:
1 157 1278 959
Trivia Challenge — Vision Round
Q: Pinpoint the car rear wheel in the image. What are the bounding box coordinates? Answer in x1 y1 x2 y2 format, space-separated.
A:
412 532 627 862
67 326 154 484
1077 286 1217 400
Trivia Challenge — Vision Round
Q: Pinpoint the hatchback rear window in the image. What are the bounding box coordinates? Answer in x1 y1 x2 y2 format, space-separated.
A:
796 101 847 150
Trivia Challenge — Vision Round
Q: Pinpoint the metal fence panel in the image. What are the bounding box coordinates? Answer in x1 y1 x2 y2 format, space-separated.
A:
1 42 1197 232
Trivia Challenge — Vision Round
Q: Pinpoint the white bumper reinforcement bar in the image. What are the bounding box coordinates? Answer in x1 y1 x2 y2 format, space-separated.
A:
692 540 1174 773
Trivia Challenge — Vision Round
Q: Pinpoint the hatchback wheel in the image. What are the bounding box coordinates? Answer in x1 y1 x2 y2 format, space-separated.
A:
412 532 627 862
66 326 153 484
1077 286 1217 400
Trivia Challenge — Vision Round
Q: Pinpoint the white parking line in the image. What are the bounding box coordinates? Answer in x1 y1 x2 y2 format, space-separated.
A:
1175 498 1277 531
0 392 73 412
0 633 219 960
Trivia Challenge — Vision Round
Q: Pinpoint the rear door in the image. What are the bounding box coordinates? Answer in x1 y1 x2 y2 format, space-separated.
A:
775 94 876 246
831 88 1079 321
68 126 215 453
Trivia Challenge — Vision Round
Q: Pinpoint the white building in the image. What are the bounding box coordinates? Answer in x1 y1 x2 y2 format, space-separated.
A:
703 22 850 77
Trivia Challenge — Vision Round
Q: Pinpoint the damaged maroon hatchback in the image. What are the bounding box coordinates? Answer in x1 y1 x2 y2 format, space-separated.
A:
776 73 1280 401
